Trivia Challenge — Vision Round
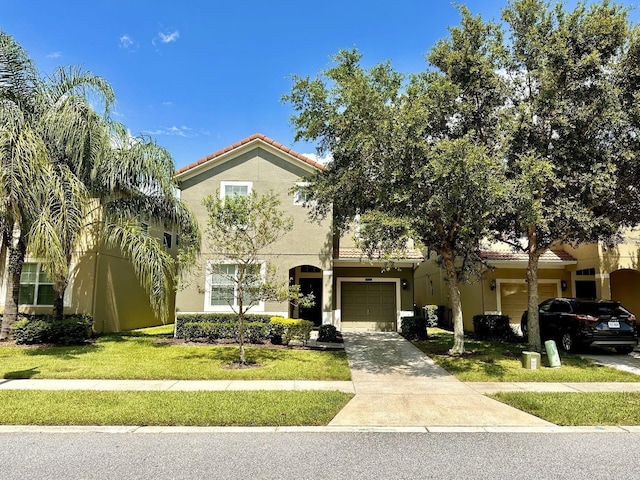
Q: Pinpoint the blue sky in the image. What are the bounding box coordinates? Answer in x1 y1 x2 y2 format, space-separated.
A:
2 1 639 169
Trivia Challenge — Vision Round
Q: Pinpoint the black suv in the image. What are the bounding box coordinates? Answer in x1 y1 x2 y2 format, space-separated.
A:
521 298 638 354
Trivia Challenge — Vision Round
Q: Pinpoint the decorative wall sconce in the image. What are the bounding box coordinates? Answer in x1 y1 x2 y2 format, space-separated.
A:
401 279 409 290
490 279 497 291
561 280 568 292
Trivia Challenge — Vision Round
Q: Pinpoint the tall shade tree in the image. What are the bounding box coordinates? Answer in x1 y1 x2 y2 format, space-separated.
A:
285 42 507 354
203 190 311 364
495 0 640 352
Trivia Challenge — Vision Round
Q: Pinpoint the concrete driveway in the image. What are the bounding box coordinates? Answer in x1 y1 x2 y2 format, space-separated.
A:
329 332 553 427
581 348 640 376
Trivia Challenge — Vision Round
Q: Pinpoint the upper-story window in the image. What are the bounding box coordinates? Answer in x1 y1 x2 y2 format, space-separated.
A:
293 182 316 206
220 181 253 200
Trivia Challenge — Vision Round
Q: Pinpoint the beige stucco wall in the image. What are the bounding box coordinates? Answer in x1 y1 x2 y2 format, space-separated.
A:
176 145 333 315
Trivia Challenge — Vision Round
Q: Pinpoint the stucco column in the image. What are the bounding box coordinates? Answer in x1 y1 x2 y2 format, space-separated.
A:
322 270 334 326
595 272 611 299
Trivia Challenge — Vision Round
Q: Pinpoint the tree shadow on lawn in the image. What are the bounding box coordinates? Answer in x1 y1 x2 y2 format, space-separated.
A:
3 366 41 379
22 343 104 360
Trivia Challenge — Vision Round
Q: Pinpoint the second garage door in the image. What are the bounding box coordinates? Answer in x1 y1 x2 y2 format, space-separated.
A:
500 282 558 325
341 282 397 332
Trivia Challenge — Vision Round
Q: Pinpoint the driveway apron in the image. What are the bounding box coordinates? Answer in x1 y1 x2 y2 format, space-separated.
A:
329 332 552 427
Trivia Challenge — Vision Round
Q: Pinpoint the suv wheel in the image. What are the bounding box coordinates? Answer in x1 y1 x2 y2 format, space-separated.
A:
560 333 576 353
615 346 635 355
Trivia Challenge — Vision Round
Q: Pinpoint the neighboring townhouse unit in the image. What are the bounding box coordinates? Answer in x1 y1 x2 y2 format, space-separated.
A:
175 134 423 332
415 231 640 332
0 218 177 333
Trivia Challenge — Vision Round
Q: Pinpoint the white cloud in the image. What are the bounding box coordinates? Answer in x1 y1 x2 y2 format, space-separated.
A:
302 152 333 165
119 35 138 50
46 52 61 58
162 101 173 106
144 125 194 138
156 30 180 44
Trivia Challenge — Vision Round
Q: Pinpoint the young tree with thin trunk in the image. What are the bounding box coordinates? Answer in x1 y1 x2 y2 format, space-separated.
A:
203 190 312 364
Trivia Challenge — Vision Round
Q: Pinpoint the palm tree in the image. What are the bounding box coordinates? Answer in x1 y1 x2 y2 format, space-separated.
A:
1 32 200 336
0 31 55 339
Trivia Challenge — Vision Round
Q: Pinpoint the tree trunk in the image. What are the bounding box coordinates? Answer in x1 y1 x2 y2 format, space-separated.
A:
237 272 246 365
526 226 544 353
442 252 465 355
53 279 66 322
0 229 27 341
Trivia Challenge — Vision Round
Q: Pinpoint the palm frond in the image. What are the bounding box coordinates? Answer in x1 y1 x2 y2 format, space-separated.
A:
102 221 175 323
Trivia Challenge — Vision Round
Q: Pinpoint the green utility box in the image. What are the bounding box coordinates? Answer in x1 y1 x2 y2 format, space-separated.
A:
522 351 541 370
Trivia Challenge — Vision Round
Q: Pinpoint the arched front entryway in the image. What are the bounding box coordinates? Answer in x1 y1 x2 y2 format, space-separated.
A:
610 269 640 316
289 265 323 326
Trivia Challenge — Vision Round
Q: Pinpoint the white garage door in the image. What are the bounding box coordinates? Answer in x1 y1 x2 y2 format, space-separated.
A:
341 282 397 332
500 282 558 324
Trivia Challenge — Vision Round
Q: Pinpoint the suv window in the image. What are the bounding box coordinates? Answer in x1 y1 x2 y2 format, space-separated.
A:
573 302 621 316
550 300 572 313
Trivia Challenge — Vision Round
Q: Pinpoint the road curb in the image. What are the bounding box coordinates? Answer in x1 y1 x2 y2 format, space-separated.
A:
1 425 638 434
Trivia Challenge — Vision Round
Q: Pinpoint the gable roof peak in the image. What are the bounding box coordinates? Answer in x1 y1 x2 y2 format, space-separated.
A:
175 133 324 177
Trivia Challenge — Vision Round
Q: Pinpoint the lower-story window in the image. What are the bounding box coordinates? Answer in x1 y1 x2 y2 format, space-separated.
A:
207 262 263 310
19 263 55 306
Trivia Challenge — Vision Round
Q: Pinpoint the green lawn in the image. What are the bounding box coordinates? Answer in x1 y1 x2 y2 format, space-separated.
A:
0 325 351 381
414 329 640 382
490 391 640 425
0 390 353 426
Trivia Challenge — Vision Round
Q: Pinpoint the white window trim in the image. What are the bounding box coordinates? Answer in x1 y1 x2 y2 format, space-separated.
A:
204 260 266 312
11 261 73 308
219 181 253 200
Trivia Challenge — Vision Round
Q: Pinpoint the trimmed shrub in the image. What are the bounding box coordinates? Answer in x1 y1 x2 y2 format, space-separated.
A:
12 314 92 345
12 318 50 345
245 321 269 344
175 313 270 338
400 316 428 340
270 317 313 345
48 315 93 345
472 314 514 341
317 324 338 343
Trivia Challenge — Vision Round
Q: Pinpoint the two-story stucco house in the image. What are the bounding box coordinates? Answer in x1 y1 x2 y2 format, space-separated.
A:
175 134 423 332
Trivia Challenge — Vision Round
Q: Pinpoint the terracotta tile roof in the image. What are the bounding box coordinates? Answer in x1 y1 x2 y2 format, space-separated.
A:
175 133 325 176
334 248 424 261
481 249 576 263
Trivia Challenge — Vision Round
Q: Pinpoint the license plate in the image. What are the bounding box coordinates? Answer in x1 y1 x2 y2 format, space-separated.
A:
608 321 620 328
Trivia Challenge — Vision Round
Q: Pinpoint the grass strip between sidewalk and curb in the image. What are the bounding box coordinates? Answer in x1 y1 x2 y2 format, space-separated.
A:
414 329 640 382
489 391 640 426
0 390 354 426
0 325 351 381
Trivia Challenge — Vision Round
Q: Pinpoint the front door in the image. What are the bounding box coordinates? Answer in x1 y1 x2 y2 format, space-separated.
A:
298 277 322 326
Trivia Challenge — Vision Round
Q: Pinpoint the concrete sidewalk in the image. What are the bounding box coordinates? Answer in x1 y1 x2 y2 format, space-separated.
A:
329 332 553 427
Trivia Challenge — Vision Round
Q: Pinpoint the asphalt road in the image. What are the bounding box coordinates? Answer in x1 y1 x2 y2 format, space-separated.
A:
0 432 637 479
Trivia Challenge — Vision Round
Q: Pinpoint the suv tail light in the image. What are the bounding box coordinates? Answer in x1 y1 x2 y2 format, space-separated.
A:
575 314 598 322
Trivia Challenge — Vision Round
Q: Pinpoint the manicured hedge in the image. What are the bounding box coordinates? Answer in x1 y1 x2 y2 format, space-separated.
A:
175 313 271 338
175 313 312 345
270 317 313 345
400 316 428 340
472 314 514 341
12 314 93 345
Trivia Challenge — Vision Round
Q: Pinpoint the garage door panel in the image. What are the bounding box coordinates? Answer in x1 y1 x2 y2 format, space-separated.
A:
500 283 558 324
341 282 397 332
